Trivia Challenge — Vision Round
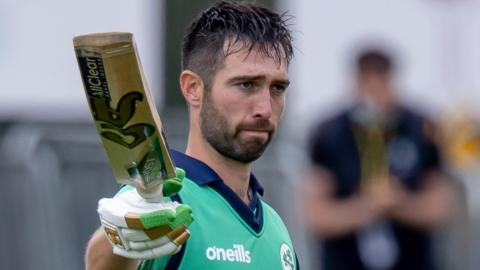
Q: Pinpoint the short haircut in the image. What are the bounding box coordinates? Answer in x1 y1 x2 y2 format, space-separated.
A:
181 1 294 90
356 49 393 75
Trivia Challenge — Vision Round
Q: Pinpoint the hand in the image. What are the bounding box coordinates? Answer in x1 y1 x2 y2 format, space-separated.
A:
98 168 194 259
362 176 405 215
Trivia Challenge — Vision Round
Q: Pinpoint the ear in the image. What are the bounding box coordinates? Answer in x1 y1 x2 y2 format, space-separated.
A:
179 70 203 108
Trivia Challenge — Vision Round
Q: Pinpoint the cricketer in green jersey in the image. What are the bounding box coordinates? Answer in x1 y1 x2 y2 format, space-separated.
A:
85 1 298 269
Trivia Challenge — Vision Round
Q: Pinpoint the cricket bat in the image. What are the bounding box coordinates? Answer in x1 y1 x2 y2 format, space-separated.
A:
73 32 175 201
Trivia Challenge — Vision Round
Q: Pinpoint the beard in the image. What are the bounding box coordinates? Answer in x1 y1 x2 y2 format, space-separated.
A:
200 93 274 163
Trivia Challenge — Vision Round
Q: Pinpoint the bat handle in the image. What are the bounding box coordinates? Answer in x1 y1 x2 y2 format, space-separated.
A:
136 183 164 203
127 163 165 203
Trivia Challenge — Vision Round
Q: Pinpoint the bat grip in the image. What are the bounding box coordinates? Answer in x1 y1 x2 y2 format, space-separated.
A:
136 183 164 203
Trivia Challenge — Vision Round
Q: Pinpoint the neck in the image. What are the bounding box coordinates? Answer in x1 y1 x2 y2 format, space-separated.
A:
185 126 252 204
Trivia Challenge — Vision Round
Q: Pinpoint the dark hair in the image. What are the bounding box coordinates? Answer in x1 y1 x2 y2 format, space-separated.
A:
356 49 393 75
181 1 294 90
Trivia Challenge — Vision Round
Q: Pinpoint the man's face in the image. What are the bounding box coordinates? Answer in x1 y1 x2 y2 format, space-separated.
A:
356 71 396 113
200 45 289 163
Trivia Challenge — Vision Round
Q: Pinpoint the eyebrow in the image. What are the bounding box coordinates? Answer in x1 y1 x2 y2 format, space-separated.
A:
228 75 290 86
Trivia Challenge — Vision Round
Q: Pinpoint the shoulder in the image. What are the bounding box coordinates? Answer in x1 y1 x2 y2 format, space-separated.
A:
173 177 206 202
260 199 290 229
397 106 431 126
260 200 279 217
259 200 296 258
308 109 350 146
397 106 437 140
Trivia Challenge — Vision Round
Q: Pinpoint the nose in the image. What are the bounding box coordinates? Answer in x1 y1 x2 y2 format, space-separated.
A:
252 87 273 119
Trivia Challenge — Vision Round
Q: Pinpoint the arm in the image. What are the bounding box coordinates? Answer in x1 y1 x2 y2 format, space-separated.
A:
386 118 453 230
303 166 382 238
387 171 453 230
304 122 391 237
85 227 139 270
85 169 192 270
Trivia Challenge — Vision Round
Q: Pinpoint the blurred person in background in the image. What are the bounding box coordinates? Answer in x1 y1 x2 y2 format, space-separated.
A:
303 48 452 270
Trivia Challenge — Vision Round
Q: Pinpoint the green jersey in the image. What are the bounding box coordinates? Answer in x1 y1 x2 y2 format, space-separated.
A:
138 150 298 270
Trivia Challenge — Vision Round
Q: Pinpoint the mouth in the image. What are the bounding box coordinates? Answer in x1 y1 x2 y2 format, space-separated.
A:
242 129 269 134
240 129 270 140
237 120 275 141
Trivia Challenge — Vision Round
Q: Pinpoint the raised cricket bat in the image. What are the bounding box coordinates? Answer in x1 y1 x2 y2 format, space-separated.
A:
73 32 175 200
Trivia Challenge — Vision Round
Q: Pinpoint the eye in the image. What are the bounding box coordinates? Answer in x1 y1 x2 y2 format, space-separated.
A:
237 81 254 90
271 84 287 95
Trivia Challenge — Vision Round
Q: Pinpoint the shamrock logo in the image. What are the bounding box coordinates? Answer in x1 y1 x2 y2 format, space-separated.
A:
280 243 295 270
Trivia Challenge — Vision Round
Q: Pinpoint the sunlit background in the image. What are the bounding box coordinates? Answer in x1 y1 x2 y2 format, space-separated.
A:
1 0 479 269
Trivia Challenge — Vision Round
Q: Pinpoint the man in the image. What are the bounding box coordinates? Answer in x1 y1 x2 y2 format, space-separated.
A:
304 48 452 270
86 1 298 270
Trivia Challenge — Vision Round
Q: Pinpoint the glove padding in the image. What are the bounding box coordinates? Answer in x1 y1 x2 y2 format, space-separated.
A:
98 168 193 259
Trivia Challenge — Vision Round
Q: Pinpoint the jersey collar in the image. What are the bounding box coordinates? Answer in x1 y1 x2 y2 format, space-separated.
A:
170 149 264 196
170 149 265 233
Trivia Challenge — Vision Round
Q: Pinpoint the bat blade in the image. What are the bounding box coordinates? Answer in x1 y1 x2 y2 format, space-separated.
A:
73 32 175 195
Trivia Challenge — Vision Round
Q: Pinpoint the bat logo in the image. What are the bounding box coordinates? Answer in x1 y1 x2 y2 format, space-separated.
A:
90 92 154 149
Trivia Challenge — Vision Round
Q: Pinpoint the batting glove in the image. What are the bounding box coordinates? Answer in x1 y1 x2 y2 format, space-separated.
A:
98 168 193 259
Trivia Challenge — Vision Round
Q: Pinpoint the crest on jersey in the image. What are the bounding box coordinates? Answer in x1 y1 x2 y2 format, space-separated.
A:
280 243 295 270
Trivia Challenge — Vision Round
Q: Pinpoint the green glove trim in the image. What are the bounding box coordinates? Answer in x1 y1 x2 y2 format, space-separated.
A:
140 209 176 229
139 204 193 230
170 204 194 228
162 178 183 197
162 167 186 197
175 168 186 179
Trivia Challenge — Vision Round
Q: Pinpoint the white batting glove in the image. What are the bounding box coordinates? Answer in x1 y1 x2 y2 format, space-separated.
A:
98 170 193 260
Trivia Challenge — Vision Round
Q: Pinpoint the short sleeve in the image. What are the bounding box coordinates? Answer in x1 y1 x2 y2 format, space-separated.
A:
420 119 441 170
308 123 330 167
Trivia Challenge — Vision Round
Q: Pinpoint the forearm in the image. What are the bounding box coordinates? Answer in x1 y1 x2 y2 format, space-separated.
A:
304 167 380 238
306 195 378 238
389 175 452 230
85 227 139 270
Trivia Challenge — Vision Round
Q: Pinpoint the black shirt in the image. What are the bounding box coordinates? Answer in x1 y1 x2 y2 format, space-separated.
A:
309 106 439 270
